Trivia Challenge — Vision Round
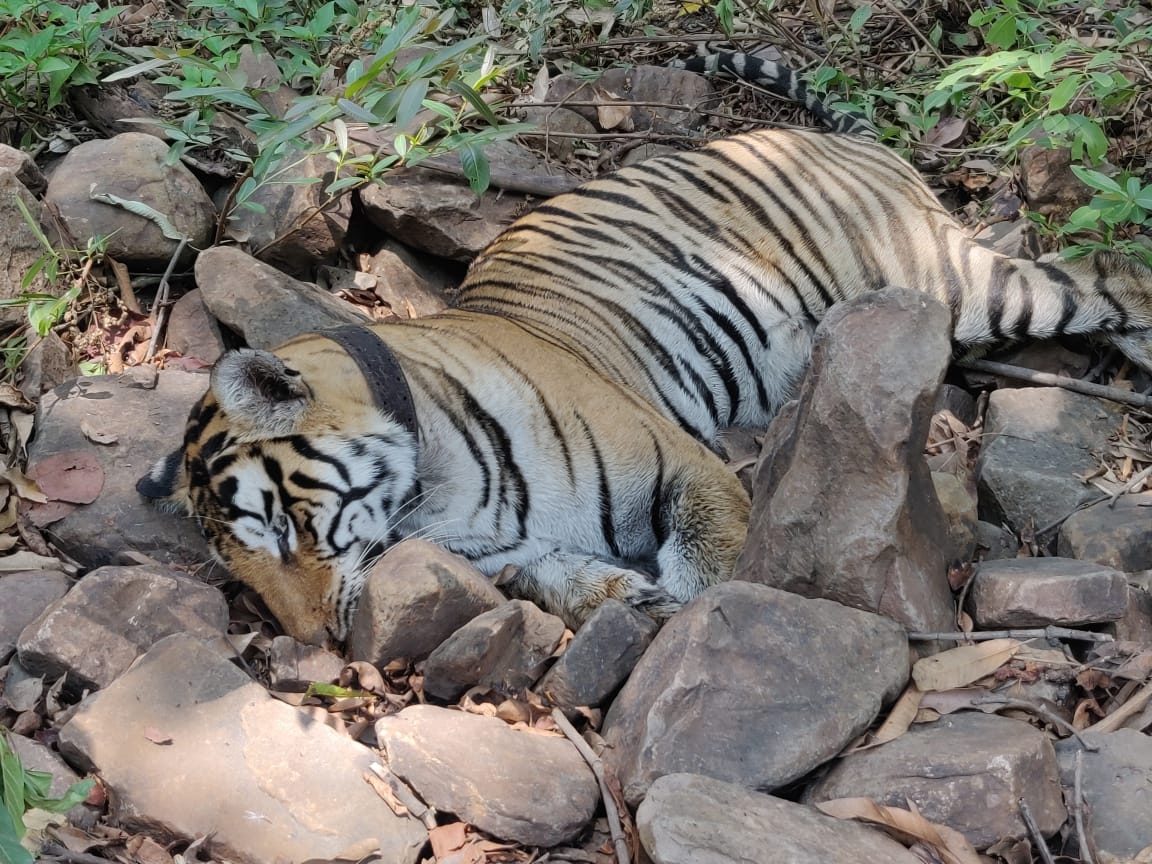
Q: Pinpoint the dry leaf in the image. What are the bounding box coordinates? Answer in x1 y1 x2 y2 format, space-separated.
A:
430 822 467 859
27 451 105 504
868 685 923 747
912 639 1021 692
25 500 76 528
0 465 48 502
0 383 35 412
126 834 176 864
815 797 982 864
144 727 174 745
0 550 65 571
81 421 119 446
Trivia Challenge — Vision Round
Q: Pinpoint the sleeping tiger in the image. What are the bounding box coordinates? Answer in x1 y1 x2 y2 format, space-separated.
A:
140 52 1152 645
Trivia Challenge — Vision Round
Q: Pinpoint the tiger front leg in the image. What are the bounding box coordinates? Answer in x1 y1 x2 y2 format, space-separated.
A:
500 552 683 630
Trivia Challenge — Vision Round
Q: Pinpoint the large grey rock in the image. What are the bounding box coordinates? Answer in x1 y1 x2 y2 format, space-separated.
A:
347 539 507 666
1055 729 1152 860
638 773 923 864
0 571 71 664
165 289 226 363
194 246 366 350
806 713 1067 849
736 288 954 632
422 600 565 702
537 599 657 709
30 371 212 569
967 557 1128 627
546 65 717 132
977 387 1123 534
43 132 214 268
376 704 597 846
602 582 909 806
1057 492 1152 570
59 634 426 863
17 565 229 693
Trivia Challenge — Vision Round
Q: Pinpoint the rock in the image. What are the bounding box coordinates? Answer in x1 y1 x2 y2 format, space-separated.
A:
5 733 95 827
357 238 460 318
977 387 1123 535
165 289 226 363
974 520 1020 561
1057 492 1152 570
194 246 367 349
18 331 77 397
1019 145 1093 221
806 713 1066 850
602 582 909 806
59 634 426 863
1104 583 1152 643
638 773 923 864
43 133 215 268
29 371 212 569
422 600 566 702
932 471 977 563
0 143 46 193
518 106 599 159
347 539 508 666
0 571 71 664
537 599 657 709
0 169 57 327
736 288 955 632
17 565 229 693
546 66 717 132
967 557 1128 628
935 382 977 427
1055 729 1152 860
268 635 346 687
375 704 597 846
360 168 527 261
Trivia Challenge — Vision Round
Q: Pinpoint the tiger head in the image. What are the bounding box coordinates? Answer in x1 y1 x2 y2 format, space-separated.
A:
138 343 419 645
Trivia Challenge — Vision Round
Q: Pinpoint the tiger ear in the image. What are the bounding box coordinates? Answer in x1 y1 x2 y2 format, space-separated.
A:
136 449 191 512
211 349 310 435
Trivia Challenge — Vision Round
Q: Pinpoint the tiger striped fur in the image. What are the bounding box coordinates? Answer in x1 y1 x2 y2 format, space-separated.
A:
141 52 1152 645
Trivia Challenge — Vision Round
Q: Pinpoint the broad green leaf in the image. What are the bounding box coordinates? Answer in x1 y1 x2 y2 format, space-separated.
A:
447 78 499 126
1025 52 1055 78
1070 165 1123 195
458 141 490 195
394 78 430 132
335 98 381 124
1047 73 1081 111
103 57 174 82
986 12 1019 49
848 4 873 33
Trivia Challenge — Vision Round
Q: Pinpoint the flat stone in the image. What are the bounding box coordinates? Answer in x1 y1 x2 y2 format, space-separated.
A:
30 371 213 569
375 704 597 846
59 634 426 863
1055 729 1152 860
422 600 566 702
537 599 657 709
0 571 71 664
806 713 1066 850
967 557 1128 628
268 635 346 687
347 539 507 666
1057 492 1152 570
737 288 955 632
638 773 923 864
977 387 1123 535
17 565 229 693
975 520 1020 561
602 582 909 806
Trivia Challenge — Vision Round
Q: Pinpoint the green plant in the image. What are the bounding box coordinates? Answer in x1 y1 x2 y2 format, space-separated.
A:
1056 167 1152 265
0 0 124 140
1 731 95 864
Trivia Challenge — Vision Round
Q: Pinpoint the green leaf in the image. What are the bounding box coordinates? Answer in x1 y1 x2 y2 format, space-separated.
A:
394 78 430 131
848 4 873 33
1070 165 1123 195
1047 73 1081 111
1025 52 1055 78
0 808 33 864
985 12 1019 49
447 78 499 126
458 141 489 195
1068 115 1108 163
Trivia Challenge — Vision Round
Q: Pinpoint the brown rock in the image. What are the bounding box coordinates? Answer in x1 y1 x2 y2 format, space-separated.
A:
17 565 229 692
932 471 977 564
347 539 507 666
422 600 565 702
967 557 1128 628
59 634 427 863
43 133 215 268
268 635 346 686
546 66 717 132
194 245 367 349
806 713 1067 849
165 289 226 363
376 704 597 846
358 238 460 317
639 773 923 864
30 371 212 569
602 582 909 806
0 144 45 193
1019 145 1093 221
1057 491 1152 570
736 288 955 632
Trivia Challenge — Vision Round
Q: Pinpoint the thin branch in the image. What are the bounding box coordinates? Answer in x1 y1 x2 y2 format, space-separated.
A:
1019 798 1057 864
907 626 1114 643
1084 677 1152 733
551 708 630 864
960 358 1152 411
972 696 1098 750
143 237 187 362
1073 749 1094 864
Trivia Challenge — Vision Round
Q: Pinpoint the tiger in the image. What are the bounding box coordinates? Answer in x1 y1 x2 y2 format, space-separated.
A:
139 51 1152 646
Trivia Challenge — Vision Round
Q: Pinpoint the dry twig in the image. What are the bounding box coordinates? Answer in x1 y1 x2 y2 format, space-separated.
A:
961 359 1152 410
908 627 1114 644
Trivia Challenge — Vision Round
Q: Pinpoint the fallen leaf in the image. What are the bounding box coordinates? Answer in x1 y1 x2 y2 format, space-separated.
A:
927 117 967 147
25 500 77 528
0 465 48 502
912 639 1021 692
343 660 385 694
27 451 105 504
430 822 467 859
126 834 175 864
597 100 634 131
144 727 174 745
816 797 982 864
0 384 34 412
867 685 923 747
80 421 119 446
0 550 65 571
